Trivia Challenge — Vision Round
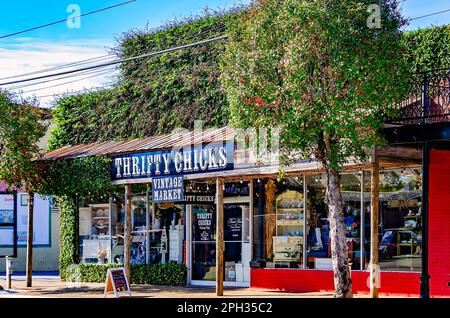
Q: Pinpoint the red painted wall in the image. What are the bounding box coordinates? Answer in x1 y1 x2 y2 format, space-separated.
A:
428 149 450 296
251 269 420 296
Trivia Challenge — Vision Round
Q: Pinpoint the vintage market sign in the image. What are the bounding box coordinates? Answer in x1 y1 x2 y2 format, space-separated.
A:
152 175 184 203
111 143 234 181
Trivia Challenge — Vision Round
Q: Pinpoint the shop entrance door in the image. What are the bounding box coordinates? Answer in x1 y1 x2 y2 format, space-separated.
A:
188 200 251 287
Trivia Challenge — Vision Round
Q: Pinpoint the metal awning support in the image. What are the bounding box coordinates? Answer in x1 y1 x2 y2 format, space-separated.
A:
420 141 430 298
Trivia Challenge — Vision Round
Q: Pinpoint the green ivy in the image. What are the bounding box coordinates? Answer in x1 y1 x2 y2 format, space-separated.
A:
48 9 244 148
39 156 113 197
58 196 79 280
403 24 450 73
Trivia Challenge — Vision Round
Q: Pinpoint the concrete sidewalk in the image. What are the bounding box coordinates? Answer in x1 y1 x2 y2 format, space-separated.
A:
0 275 340 298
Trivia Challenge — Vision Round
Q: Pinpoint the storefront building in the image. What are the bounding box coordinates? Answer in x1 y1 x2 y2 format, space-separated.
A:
42 121 450 297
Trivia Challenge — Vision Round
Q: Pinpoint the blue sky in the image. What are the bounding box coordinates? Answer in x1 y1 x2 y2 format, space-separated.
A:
0 0 449 105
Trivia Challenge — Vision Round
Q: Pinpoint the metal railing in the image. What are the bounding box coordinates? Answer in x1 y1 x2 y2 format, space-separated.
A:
386 68 450 125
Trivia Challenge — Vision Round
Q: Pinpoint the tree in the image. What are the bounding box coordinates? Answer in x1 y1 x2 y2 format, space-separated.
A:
221 0 409 297
0 91 47 287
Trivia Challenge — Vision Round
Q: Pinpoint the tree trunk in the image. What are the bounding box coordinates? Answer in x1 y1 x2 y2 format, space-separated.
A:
325 168 353 298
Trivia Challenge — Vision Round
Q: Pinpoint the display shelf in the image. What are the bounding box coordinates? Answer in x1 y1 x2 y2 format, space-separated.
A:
273 190 304 266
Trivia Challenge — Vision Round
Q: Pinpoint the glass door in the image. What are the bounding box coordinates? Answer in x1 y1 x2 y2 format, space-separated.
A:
191 204 216 281
190 203 250 286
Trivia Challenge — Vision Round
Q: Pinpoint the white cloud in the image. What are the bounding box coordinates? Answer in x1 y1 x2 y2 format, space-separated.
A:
0 38 118 107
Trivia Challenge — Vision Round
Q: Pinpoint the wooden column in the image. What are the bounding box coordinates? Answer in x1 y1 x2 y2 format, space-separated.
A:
124 185 132 283
26 192 34 287
370 148 380 298
215 178 224 296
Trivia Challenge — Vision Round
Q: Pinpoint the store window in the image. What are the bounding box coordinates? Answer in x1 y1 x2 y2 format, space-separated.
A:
341 173 363 270
305 173 330 269
79 195 122 264
253 167 422 273
253 177 305 269
78 189 185 266
151 202 184 265
372 167 422 272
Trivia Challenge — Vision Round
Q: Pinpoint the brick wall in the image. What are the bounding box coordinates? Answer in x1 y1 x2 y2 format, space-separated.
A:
428 149 450 296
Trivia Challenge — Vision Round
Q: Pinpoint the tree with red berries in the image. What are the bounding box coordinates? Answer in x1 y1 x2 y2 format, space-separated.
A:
221 0 409 298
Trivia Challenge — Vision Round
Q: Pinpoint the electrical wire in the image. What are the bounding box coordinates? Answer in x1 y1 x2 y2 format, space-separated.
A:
0 34 228 87
1 21 227 90
8 66 117 91
20 69 115 94
16 23 227 96
0 54 116 81
33 85 114 99
410 8 450 21
0 0 137 40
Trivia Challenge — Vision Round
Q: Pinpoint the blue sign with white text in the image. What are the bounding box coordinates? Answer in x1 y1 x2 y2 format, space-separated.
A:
152 175 184 203
111 142 234 181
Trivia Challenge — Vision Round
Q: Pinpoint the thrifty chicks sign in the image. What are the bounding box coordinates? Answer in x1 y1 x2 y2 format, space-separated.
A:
111 144 233 181
152 175 184 203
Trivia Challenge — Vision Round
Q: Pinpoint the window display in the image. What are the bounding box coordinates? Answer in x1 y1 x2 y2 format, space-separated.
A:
252 177 305 269
305 174 330 269
253 167 422 273
373 168 422 272
273 190 304 267
79 199 121 264
79 191 185 266
151 203 184 264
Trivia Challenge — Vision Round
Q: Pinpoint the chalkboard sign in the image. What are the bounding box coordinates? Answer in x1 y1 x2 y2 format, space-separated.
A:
104 268 131 298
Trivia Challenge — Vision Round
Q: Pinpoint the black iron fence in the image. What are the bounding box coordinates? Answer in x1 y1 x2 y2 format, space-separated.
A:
386 68 450 125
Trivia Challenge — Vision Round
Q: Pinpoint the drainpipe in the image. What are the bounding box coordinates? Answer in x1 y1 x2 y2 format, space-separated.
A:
420 141 430 298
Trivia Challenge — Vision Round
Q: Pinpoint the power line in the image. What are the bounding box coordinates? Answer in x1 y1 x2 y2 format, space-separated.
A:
8 66 117 91
0 35 228 87
410 8 450 21
19 69 116 94
32 85 114 99
0 0 137 40
0 54 115 81
1 21 227 86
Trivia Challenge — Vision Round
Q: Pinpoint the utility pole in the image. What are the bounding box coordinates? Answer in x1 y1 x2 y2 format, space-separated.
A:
26 192 34 287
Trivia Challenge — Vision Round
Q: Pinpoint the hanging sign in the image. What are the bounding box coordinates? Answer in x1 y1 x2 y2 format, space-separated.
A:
152 175 184 203
111 143 234 181
104 267 131 298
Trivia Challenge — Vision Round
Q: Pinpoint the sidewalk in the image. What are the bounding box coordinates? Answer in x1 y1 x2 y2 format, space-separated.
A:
0 275 340 298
